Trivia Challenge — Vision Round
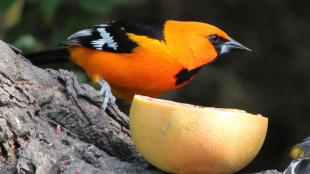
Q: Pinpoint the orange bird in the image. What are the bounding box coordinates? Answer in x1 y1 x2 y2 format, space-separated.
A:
25 20 251 109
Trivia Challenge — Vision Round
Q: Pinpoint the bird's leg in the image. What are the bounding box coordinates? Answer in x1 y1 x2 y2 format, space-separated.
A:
98 79 116 110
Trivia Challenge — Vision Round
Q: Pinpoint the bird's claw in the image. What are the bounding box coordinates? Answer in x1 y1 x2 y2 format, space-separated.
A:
98 79 116 110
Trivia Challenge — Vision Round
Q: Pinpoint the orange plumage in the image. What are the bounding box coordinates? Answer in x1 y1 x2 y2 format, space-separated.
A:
25 20 251 101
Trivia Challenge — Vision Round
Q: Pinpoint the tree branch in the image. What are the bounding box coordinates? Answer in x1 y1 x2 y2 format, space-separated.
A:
0 40 162 174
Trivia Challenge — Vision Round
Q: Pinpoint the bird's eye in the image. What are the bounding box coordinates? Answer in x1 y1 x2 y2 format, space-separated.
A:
209 35 220 44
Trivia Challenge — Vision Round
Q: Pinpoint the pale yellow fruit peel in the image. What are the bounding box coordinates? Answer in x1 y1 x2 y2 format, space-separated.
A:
130 95 268 174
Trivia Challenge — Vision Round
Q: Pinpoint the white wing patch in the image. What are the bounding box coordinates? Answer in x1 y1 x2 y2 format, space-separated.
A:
65 23 118 51
91 27 118 50
67 29 92 40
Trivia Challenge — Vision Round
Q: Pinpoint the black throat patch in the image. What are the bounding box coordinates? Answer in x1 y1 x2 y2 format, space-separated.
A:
175 66 202 85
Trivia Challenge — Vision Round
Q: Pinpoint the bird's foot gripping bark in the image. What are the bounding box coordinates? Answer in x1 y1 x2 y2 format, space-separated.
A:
98 79 116 110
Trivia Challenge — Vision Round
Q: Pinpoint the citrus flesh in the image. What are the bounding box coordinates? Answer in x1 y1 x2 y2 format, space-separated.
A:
130 95 268 174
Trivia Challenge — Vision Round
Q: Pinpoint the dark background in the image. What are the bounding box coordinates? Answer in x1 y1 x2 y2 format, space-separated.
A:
1 0 310 173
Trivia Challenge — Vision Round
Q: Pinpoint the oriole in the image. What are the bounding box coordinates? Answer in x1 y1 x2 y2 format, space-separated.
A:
25 20 251 108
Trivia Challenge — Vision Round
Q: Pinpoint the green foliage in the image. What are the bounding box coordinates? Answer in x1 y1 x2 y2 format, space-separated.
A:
1 0 24 30
38 0 61 24
0 0 15 11
13 34 42 53
1 0 126 51
78 0 125 14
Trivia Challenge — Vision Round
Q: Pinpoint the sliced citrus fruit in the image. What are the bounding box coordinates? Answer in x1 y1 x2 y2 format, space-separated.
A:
130 95 268 174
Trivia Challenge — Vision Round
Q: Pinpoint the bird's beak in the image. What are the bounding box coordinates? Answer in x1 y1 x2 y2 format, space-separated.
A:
219 37 252 55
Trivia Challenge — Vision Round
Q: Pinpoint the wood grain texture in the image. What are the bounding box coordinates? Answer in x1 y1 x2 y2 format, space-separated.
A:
0 40 163 174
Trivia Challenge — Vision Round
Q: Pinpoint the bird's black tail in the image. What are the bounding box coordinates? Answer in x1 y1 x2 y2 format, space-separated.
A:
24 48 69 65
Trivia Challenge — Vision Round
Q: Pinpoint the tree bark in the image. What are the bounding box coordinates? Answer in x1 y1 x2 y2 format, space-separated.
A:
0 40 162 174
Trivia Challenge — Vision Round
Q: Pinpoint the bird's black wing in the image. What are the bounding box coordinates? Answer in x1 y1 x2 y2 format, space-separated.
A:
63 20 165 53
116 20 165 41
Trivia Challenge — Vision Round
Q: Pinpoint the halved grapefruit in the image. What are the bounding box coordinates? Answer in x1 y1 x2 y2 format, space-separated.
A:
130 95 268 174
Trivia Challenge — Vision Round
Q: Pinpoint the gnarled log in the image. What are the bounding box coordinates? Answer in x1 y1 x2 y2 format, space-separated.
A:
0 40 162 174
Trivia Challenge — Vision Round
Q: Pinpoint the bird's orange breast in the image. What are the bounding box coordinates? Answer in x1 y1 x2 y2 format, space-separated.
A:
68 45 190 100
